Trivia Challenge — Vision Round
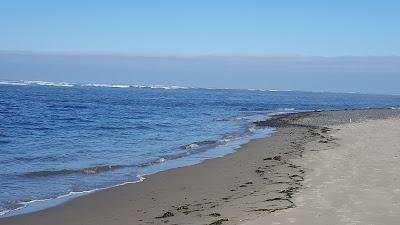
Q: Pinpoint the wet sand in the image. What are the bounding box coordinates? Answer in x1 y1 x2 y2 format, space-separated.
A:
1 109 400 225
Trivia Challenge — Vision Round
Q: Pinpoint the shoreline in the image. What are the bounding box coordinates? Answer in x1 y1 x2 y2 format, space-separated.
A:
0 116 277 218
1 109 400 225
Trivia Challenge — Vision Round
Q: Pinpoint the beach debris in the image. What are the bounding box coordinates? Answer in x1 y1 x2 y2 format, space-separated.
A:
264 197 293 204
175 205 189 210
255 169 265 174
155 211 174 218
320 127 331 133
263 155 282 161
251 205 294 213
289 174 304 182
209 212 221 217
209 218 229 225
279 187 298 198
182 209 202 215
287 163 300 168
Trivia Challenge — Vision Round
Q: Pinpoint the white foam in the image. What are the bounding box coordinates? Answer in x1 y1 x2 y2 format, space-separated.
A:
147 84 189 90
0 80 74 87
158 158 166 163
0 81 29 86
0 80 326 94
216 136 239 144
248 126 257 133
27 81 74 87
183 143 200 150
0 79 300 92
0 210 10 216
0 175 145 218
82 83 191 90
268 89 294 92
83 83 130 88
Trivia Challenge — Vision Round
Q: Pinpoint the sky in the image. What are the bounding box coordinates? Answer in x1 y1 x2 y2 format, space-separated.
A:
1 0 400 55
1 1 400 94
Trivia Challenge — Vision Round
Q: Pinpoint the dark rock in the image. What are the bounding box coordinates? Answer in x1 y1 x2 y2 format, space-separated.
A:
273 156 282 161
176 205 189 210
155 211 174 219
255 169 265 174
209 212 221 217
209 218 229 225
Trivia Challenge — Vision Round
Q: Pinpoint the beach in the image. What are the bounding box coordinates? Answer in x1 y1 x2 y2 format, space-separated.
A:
1 109 400 225
245 112 400 225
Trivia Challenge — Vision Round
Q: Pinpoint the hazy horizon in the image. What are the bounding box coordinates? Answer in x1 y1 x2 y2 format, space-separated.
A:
1 51 399 95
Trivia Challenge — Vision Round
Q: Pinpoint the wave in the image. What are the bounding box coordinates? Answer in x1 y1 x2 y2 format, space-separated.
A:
267 89 294 92
3 114 278 217
4 129 276 217
26 81 74 87
21 121 267 179
180 134 249 151
13 155 65 163
180 124 262 151
0 140 11 144
145 84 190 90
180 140 218 150
0 81 30 86
0 80 299 92
0 175 145 217
0 80 74 87
20 155 183 178
0 80 193 90
82 83 131 88
21 165 128 178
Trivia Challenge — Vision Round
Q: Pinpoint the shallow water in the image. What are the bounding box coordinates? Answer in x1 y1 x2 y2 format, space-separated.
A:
1 81 400 216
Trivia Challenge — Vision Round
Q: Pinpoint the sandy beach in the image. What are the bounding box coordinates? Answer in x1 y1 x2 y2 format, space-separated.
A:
245 114 400 225
1 109 400 225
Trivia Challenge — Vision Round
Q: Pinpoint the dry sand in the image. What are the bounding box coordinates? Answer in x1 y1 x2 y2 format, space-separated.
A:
1 109 400 225
245 118 400 225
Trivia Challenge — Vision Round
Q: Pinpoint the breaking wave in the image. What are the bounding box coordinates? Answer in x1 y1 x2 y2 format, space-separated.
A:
0 175 145 217
0 80 193 90
0 80 296 92
22 165 128 178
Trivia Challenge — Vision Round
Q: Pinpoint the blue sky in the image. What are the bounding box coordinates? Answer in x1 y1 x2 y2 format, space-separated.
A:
1 0 400 56
1 1 400 94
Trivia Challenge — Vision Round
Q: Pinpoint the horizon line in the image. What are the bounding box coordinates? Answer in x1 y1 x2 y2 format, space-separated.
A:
1 79 399 97
1 50 400 59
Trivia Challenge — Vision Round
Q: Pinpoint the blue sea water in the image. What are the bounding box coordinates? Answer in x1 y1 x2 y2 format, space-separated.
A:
1 81 400 216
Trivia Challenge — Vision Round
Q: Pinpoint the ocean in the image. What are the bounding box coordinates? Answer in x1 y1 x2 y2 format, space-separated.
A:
1 80 400 216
